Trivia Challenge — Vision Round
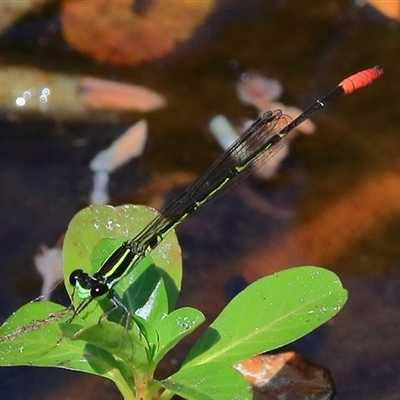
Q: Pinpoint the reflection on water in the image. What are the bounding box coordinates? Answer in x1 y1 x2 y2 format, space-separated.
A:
0 1 399 399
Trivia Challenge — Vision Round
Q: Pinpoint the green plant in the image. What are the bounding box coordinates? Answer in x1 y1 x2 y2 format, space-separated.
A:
0 205 347 399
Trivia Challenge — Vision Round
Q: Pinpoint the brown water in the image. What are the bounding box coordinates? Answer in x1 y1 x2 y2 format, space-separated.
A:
0 1 399 399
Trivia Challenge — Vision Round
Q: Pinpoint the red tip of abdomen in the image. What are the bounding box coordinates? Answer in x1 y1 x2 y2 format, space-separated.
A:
339 66 383 95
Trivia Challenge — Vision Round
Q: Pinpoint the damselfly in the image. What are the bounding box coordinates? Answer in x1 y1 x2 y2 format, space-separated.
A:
70 67 382 320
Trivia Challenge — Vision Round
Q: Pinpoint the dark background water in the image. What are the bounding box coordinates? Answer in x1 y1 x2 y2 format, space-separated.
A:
1 1 400 399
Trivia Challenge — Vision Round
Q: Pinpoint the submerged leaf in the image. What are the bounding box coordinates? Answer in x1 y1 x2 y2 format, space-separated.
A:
61 0 215 65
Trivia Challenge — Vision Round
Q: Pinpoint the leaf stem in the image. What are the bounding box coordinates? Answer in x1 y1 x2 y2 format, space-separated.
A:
134 371 155 400
113 370 136 400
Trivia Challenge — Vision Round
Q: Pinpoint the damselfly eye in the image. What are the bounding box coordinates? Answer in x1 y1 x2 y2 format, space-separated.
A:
69 269 83 285
91 283 109 299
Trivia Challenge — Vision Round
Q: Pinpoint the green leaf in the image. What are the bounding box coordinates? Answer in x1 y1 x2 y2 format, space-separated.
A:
0 302 69 366
183 266 347 366
153 307 205 364
121 256 172 326
130 313 160 361
63 205 182 323
0 302 130 380
62 320 150 370
161 363 252 400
